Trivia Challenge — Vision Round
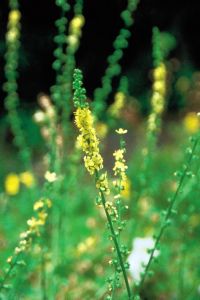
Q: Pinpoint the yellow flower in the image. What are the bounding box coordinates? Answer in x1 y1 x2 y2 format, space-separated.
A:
27 217 40 230
113 149 124 160
45 171 57 182
38 211 47 224
19 171 35 187
153 63 166 81
77 236 96 255
147 63 167 133
121 178 131 200
34 200 44 211
183 112 200 134
6 28 19 42
5 173 20 195
113 149 128 178
95 122 108 139
45 198 52 208
69 15 85 35
74 107 104 175
9 10 21 24
116 128 128 135
108 92 125 118
7 256 13 264
96 172 110 195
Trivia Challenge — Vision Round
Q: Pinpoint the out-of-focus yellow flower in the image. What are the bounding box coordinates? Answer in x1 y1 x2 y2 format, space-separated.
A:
45 171 57 182
147 63 167 133
121 177 131 200
183 112 200 134
77 236 96 256
95 122 108 139
34 200 44 211
5 173 20 196
138 197 151 215
9 10 21 24
108 92 126 118
69 15 85 35
19 171 35 187
6 29 19 42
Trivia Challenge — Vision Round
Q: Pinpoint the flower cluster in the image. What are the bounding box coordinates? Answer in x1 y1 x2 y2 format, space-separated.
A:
6 198 52 265
113 149 128 177
108 92 126 118
147 63 167 133
68 15 85 50
73 69 105 175
112 129 129 206
96 172 110 195
6 9 21 43
4 171 35 196
73 69 131 299
75 107 103 175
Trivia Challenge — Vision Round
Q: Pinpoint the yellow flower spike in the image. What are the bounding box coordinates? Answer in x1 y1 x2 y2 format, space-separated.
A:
74 107 104 175
116 128 128 135
4 173 20 196
19 171 35 188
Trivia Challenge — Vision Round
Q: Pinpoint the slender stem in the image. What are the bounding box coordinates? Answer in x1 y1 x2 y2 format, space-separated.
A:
0 255 19 291
99 189 132 299
138 137 199 291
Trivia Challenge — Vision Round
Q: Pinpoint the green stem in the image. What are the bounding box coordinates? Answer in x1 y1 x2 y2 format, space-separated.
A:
138 136 199 291
99 188 132 299
0 254 19 291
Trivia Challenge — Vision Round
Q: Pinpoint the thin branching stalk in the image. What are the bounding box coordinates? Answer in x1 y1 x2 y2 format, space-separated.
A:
138 135 199 291
96 172 132 299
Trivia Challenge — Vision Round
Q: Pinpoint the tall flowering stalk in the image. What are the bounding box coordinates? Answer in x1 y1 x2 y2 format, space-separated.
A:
93 0 139 119
141 27 176 190
0 197 52 292
3 0 31 168
136 131 200 297
73 69 132 299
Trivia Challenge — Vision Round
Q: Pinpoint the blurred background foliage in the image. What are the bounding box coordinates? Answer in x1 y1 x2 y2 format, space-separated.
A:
0 0 200 114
